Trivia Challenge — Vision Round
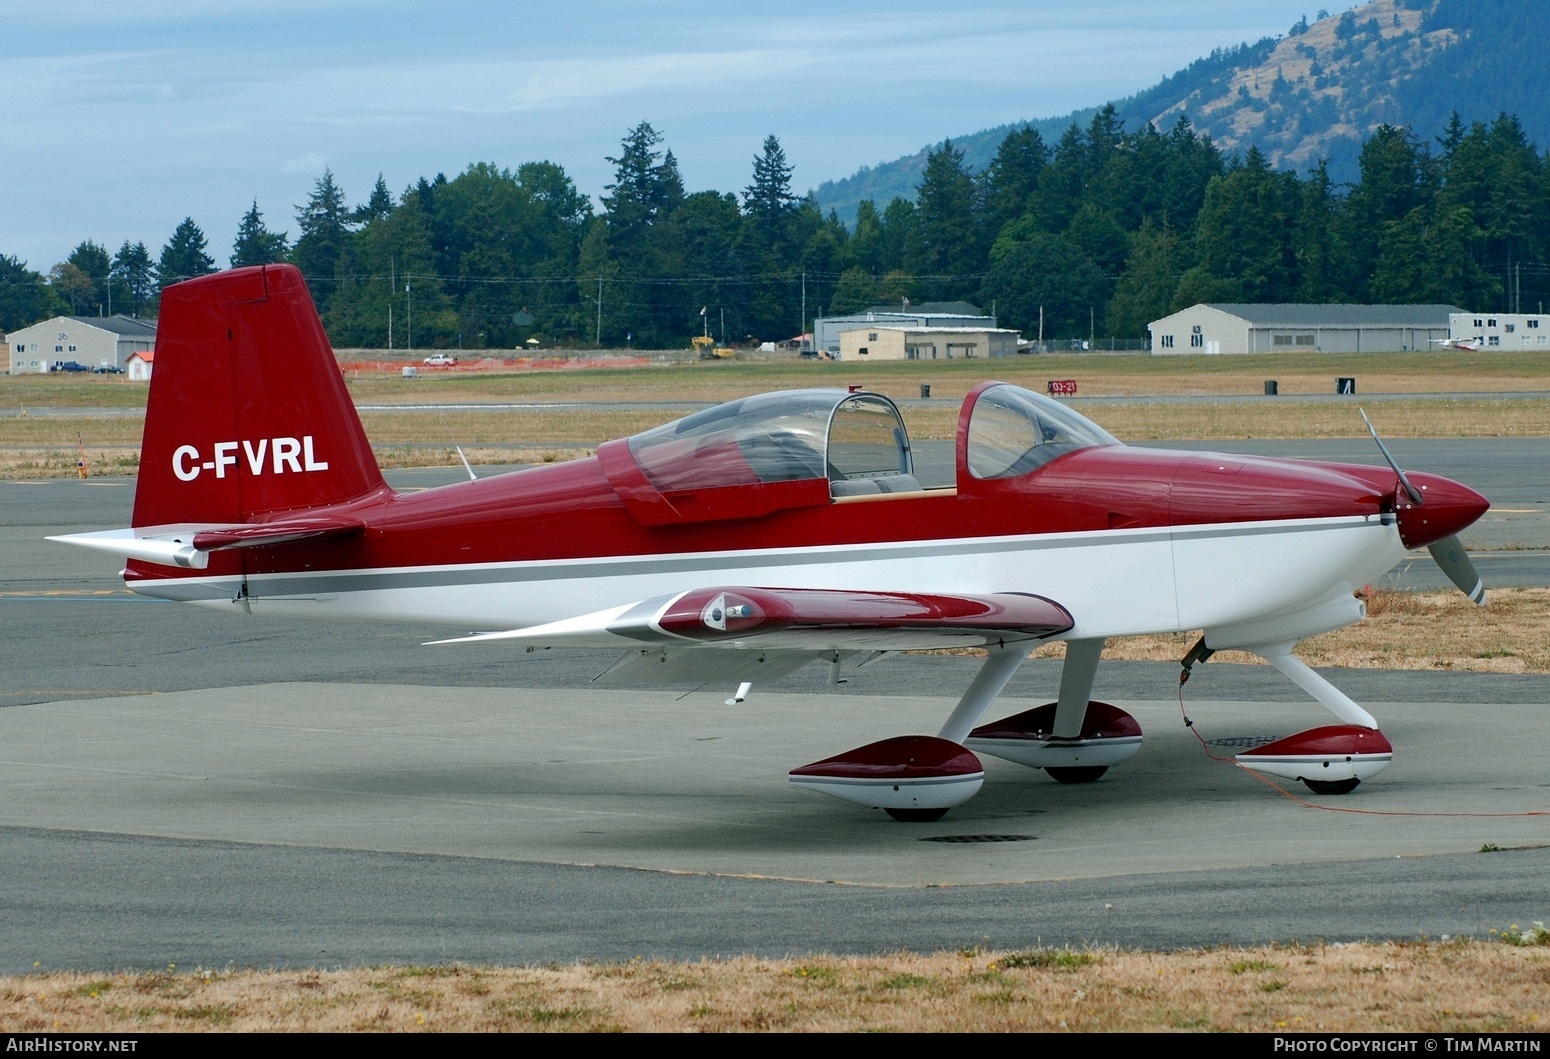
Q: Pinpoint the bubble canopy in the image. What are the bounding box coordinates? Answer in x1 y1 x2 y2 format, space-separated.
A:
627 389 912 492
964 383 1120 480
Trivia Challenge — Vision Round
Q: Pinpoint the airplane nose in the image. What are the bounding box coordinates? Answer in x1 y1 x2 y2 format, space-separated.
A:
1394 473 1490 549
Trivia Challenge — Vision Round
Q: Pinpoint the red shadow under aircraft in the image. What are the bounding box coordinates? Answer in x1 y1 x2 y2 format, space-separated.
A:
54 265 1490 821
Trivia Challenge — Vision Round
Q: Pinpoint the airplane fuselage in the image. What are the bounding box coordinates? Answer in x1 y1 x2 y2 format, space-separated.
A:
123 441 1458 645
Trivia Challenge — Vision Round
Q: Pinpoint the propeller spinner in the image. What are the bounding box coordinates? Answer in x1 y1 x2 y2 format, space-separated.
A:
1360 410 1488 606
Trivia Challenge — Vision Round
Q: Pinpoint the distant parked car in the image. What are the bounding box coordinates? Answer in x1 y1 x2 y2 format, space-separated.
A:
51 360 90 373
93 364 123 374
422 354 458 367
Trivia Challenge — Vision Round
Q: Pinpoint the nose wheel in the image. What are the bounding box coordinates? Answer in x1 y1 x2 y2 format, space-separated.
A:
1237 725 1392 793
885 807 951 822
1044 765 1109 784
1302 777 1361 795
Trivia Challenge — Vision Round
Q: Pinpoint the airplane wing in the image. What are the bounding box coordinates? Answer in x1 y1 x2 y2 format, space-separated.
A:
429 587 1073 684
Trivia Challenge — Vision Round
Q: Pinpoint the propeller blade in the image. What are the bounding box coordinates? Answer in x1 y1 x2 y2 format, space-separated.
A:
1360 409 1423 505
1427 534 1486 606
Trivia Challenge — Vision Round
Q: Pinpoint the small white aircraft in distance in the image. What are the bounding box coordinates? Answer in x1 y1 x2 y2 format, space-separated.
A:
53 266 1491 821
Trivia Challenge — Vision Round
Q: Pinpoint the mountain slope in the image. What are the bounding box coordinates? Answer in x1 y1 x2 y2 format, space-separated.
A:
814 0 1550 224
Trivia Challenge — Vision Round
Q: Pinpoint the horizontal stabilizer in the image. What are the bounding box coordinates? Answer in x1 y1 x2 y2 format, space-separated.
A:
191 516 364 552
48 529 211 570
50 516 365 570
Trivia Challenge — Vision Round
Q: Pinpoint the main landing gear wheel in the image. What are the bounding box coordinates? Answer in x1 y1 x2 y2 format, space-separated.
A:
1044 766 1108 784
1302 777 1361 795
966 702 1142 779
885 807 951 823
788 736 985 818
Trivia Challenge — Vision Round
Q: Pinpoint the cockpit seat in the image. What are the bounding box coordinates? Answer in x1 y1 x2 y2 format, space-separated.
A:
830 473 923 497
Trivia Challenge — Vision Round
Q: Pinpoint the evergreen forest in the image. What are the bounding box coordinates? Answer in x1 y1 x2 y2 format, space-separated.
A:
4 109 1548 350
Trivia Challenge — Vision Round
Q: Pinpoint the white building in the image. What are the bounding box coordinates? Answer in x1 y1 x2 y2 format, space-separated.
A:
1148 304 1459 355
814 302 994 358
6 315 157 375
837 325 1022 361
126 351 154 381
1449 312 1549 350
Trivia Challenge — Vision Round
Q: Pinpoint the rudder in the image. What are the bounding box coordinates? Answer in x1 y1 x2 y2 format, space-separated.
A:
133 264 385 528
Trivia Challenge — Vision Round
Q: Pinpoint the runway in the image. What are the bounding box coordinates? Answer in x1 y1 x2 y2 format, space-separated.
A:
2 442 1546 971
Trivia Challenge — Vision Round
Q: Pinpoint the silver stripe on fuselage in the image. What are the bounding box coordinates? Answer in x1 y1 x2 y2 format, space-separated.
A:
130 516 1387 603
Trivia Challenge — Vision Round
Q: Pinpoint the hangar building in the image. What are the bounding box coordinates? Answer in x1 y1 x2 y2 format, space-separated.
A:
837 325 1022 360
1450 312 1549 350
7 315 157 374
1148 304 1460 355
814 302 994 358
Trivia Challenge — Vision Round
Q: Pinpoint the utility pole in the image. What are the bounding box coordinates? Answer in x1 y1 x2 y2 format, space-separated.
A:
595 276 603 347
801 271 807 351
405 280 413 350
1038 305 1044 349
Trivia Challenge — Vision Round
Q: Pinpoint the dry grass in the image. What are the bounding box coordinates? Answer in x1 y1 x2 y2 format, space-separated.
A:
1086 397 1550 442
4 395 1549 479
3 350 1546 477
328 348 1550 405
356 408 674 446
4 940 1547 1032
5 348 1547 411
1028 588 1550 674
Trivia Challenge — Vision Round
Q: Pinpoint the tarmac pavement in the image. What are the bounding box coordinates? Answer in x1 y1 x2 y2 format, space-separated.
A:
1 444 1546 972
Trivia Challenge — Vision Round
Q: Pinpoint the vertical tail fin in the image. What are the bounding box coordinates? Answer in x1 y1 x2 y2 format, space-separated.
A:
132 264 385 528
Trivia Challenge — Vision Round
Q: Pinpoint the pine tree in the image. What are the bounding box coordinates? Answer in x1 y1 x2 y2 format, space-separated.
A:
157 218 217 289
1191 149 1301 302
744 135 797 233
231 201 290 268
1341 124 1434 294
981 126 1047 237
292 170 353 308
355 174 394 224
848 200 885 275
740 135 800 340
110 242 155 317
1105 218 1178 339
65 241 112 313
916 140 981 300
604 122 679 243
1294 160 1344 302
600 123 691 345
0 255 60 330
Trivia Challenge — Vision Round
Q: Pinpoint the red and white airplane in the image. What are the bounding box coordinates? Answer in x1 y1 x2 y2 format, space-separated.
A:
53 266 1490 821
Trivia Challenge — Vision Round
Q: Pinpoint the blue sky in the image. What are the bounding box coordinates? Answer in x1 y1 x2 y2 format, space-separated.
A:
3 0 1330 272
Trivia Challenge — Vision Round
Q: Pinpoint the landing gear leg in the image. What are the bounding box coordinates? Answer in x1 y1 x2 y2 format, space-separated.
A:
1252 641 1377 729
1234 640 1392 791
936 643 1029 744
1052 638 1105 737
1044 638 1109 783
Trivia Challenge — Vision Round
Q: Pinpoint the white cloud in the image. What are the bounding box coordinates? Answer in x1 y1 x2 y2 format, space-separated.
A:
281 152 328 175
